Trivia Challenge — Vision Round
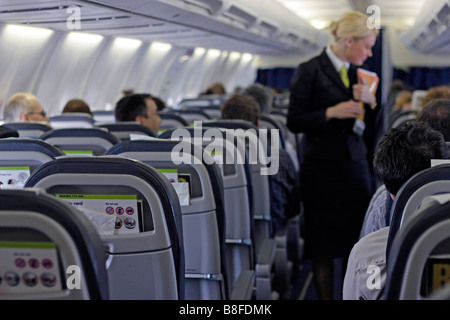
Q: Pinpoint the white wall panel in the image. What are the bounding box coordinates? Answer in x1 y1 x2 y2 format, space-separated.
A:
0 22 257 120
36 31 106 115
0 24 57 115
83 37 145 111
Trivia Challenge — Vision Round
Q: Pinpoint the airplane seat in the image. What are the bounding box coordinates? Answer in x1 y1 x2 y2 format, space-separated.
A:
92 110 116 124
201 119 301 298
164 108 212 124
144 130 258 298
106 139 241 300
159 113 190 133
411 89 428 110
386 163 450 260
23 156 184 300
49 114 95 129
385 193 450 299
174 97 224 119
0 188 109 300
39 127 120 156
97 122 157 141
160 125 283 299
389 110 418 129
268 111 301 173
0 125 19 138
2 122 52 138
259 114 286 150
429 281 450 300
0 138 65 188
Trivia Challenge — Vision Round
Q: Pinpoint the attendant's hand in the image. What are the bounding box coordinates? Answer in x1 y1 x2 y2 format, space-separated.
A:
326 100 364 120
352 83 376 105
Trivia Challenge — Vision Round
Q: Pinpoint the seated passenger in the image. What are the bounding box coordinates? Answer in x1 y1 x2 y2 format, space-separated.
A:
359 98 450 238
114 93 161 133
62 99 93 117
343 122 450 300
3 92 49 123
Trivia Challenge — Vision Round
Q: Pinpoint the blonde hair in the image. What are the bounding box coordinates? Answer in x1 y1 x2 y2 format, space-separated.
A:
330 11 379 42
394 90 412 111
420 85 450 108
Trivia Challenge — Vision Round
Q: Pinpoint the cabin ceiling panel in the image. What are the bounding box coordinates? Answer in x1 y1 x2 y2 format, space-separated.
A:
0 0 328 55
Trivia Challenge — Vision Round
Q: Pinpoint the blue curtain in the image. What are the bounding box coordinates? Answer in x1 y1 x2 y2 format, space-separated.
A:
256 68 295 90
393 67 450 90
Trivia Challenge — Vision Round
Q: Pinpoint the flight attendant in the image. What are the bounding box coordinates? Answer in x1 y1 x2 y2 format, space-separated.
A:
287 11 379 299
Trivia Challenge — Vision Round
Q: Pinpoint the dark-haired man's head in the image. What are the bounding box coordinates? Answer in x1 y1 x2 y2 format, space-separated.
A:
373 122 449 197
115 93 161 132
416 98 450 141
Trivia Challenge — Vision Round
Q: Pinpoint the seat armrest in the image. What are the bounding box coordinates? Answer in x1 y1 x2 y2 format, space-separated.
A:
256 238 276 277
230 270 255 300
255 238 277 300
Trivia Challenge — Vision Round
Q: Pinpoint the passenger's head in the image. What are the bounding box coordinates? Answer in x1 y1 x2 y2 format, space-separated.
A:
242 83 273 114
416 98 450 141
329 11 379 66
394 90 412 111
420 85 450 108
373 122 449 196
115 93 161 132
152 96 166 111
3 92 49 123
62 99 93 117
221 94 260 127
203 82 226 95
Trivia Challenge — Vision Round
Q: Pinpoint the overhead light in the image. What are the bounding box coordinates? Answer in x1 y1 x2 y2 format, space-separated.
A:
242 53 253 62
67 32 103 46
151 41 172 52
404 17 416 27
113 37 142 49
229 51 241 60
195 47 206 55
4 24 53 40
207 49 222 58
310 19 329 30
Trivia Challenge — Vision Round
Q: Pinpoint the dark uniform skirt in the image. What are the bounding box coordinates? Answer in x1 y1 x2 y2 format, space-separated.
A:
301 158 373 260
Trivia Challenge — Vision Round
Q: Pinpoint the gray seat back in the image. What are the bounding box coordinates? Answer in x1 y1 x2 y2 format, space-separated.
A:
386 194 450 299
24 156 184 300
0 188 109 300
40 128 119 156
106 139 230 299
